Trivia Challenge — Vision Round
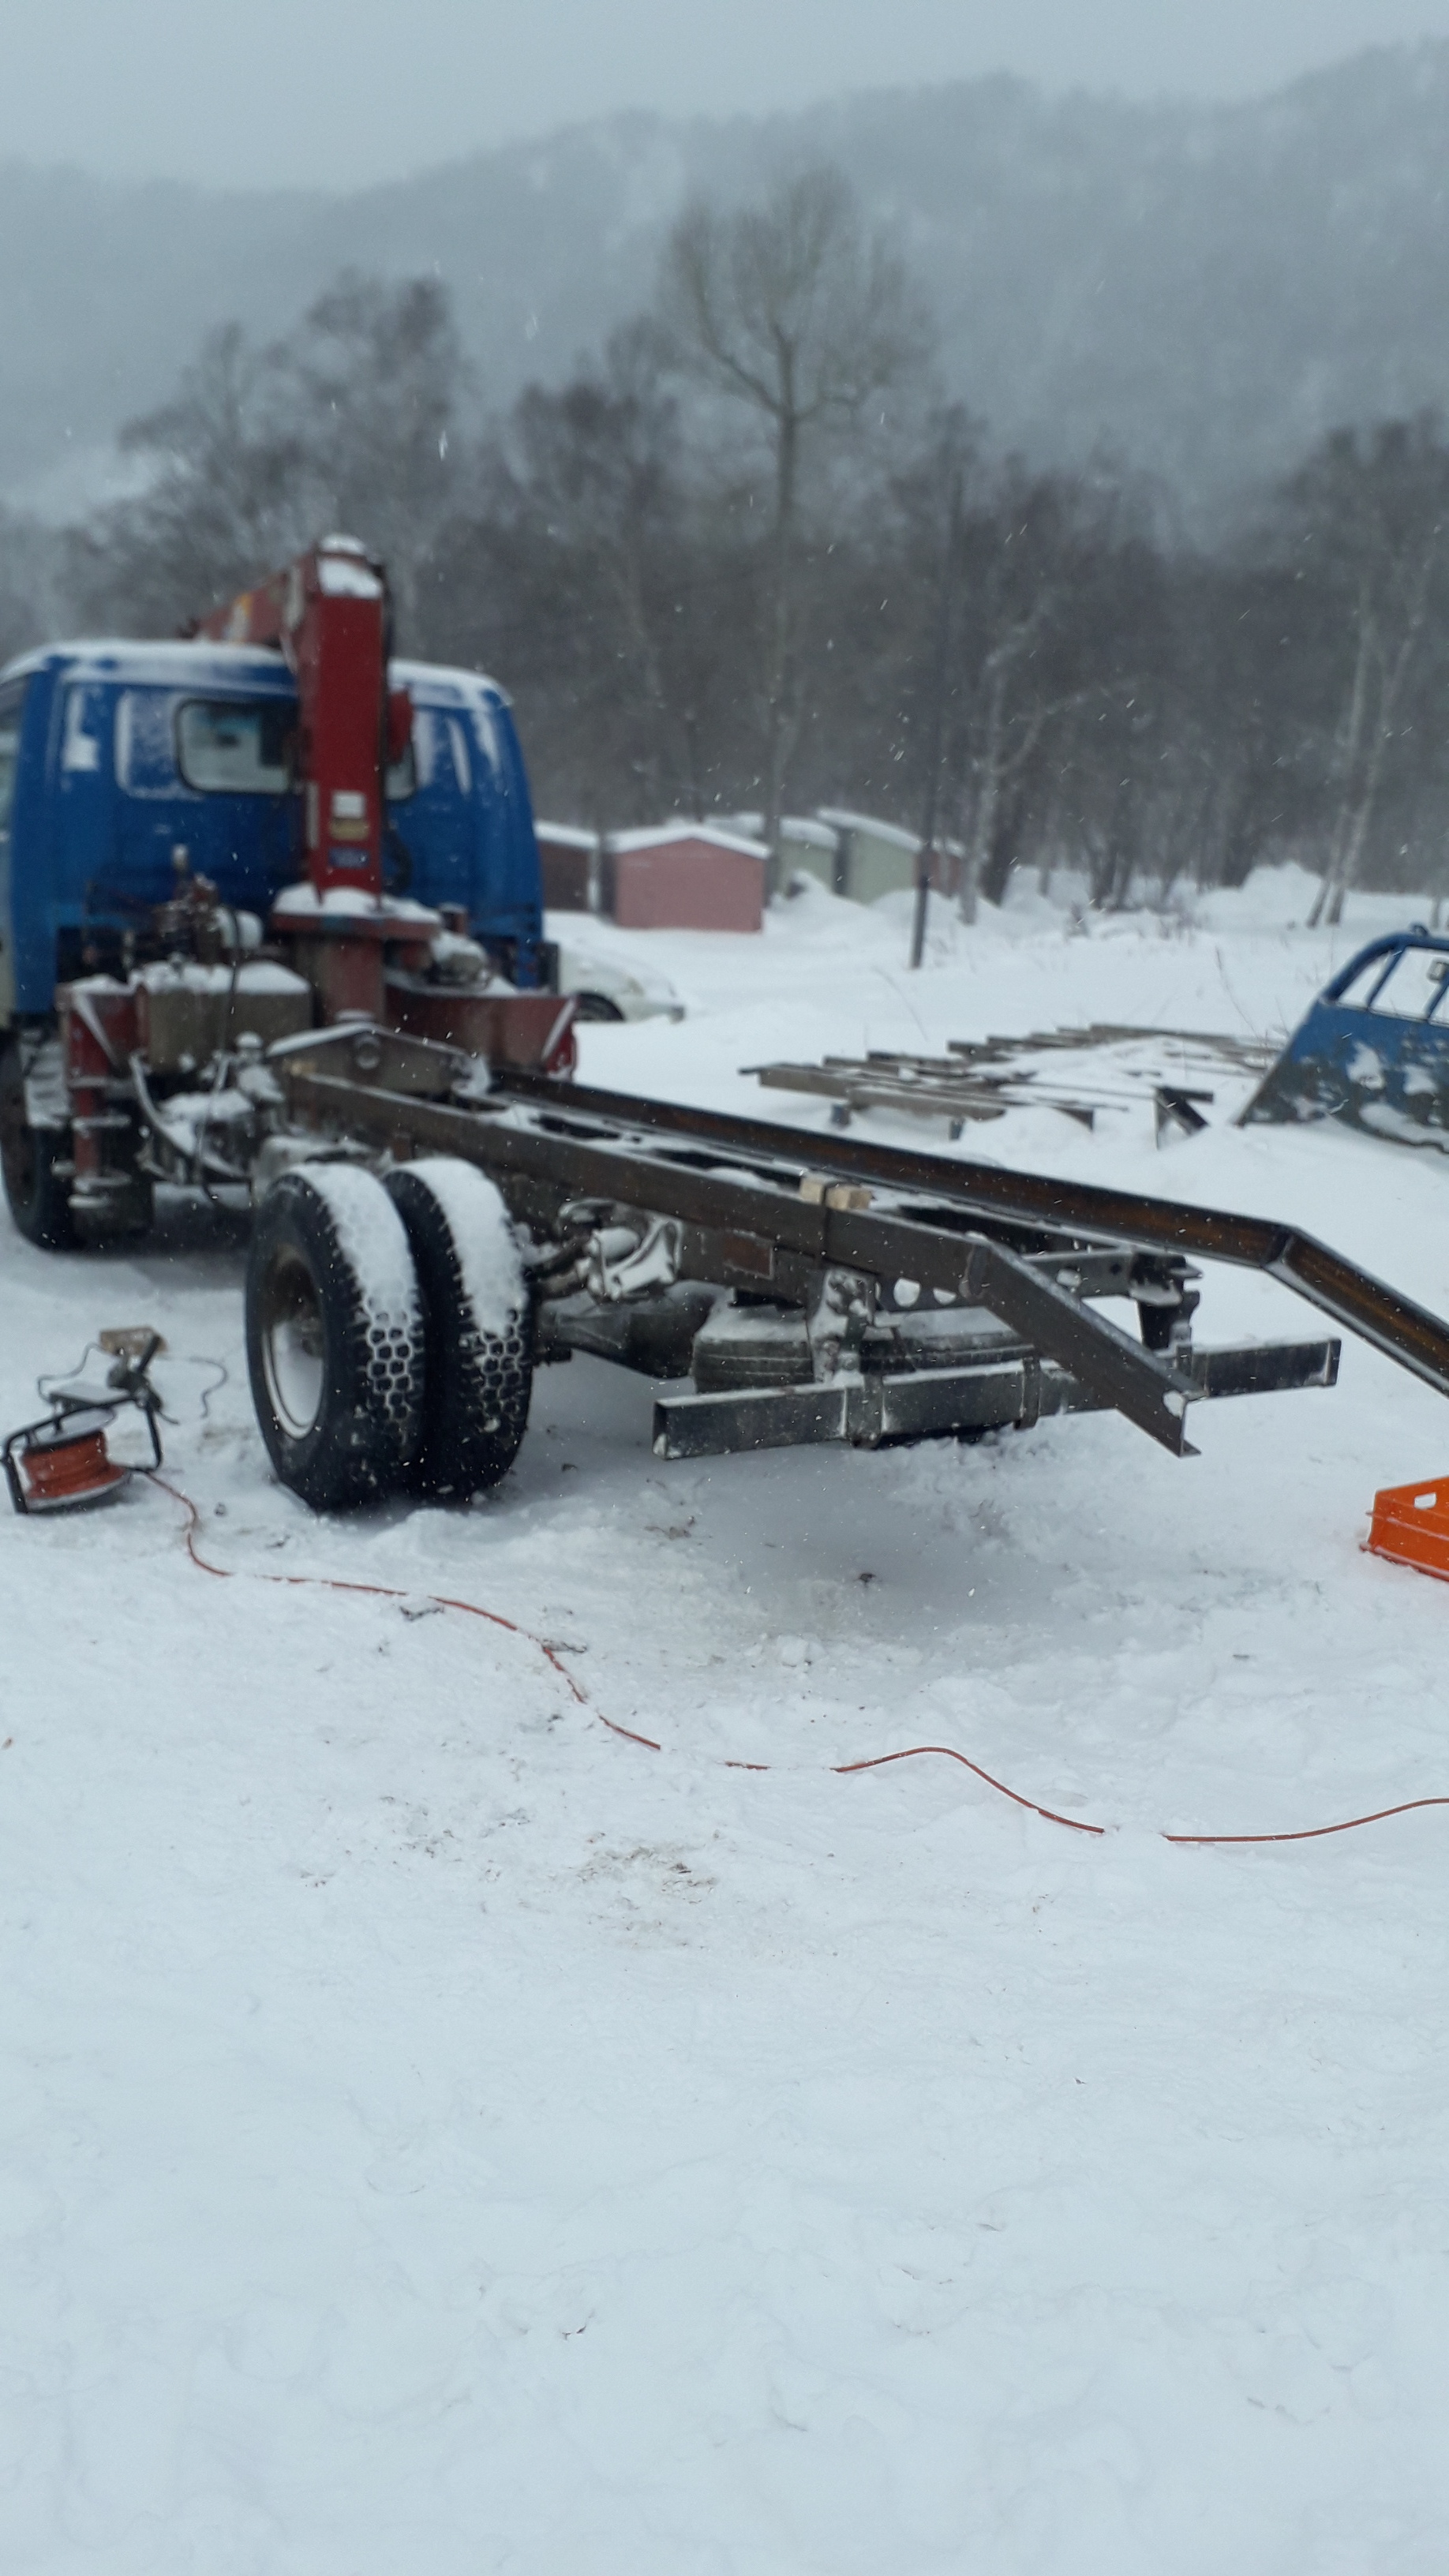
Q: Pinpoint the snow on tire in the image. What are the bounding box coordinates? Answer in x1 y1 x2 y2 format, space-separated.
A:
385 1158 533 1501
245 1165 423 1512
0 1035 76 1251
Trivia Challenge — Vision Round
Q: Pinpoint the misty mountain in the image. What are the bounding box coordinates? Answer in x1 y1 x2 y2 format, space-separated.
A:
6 41 1449 525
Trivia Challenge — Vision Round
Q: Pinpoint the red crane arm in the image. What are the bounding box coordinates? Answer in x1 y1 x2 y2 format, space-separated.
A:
194 535 411 904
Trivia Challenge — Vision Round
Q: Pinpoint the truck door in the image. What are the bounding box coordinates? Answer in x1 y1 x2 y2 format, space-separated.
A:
113 687 190 911
55 678 117 962
389 705 478 914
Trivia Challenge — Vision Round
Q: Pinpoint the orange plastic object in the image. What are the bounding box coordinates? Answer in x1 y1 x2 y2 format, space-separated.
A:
1366 1475 1449 1582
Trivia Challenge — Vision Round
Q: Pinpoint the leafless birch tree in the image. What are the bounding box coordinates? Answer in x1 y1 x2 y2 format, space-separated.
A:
660 167 928 882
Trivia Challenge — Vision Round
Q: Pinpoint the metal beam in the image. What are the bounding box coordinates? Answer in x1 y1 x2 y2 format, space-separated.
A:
652 1335 1339 1462
500 1071 1449 1401
282 1069 1199 1454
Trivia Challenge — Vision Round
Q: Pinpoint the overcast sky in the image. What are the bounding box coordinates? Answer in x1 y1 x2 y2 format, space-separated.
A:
6 0 1449 190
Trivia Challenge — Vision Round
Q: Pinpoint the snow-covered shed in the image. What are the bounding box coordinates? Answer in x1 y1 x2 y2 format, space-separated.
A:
601 823 768 933
815 808 925 904
534 821 600 912
727 809 962 905
722 814 842 893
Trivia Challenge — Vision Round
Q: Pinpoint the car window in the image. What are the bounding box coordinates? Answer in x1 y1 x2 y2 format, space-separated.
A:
1355 948 1449 1020
177 698 292 794
0 681 24 830
1334 956 1390 1006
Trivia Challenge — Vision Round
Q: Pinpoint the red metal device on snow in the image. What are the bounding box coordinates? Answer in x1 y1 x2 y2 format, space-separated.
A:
3 1330 165 1515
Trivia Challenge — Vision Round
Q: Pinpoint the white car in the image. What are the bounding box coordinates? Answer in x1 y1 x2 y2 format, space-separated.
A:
553 937 685 1025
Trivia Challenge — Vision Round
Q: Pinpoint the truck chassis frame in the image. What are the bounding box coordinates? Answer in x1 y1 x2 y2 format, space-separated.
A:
257 1021 1449 1473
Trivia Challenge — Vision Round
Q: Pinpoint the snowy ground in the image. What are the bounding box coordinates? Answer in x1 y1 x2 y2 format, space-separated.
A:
6 868 1449 2573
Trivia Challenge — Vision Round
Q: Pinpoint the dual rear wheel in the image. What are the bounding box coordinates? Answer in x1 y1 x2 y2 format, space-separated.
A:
245 1159 533 1513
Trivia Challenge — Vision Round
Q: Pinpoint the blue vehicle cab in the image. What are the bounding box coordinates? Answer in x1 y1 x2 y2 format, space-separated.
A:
1243 927 1449 1147
0 638 550 1028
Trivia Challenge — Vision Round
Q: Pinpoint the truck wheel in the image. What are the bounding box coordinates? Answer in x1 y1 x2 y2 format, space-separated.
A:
385 1159 534 1500
0 1038 76 1250
246 1165 423 1511
571 991 625 1024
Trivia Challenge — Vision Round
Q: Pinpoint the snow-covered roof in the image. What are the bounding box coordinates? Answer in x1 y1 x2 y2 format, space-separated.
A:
535 821 601 850
391 656 511 710
607 821 770 860
723 811 840 852
817 807 923 855
1 638 297 691
0 638 510 711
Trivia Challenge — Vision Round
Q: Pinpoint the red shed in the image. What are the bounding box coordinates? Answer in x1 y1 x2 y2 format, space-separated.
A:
602 823 767 933
534 822 599 912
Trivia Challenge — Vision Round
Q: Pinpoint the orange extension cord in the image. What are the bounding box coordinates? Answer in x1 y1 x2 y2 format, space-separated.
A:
148 1473 1449 1852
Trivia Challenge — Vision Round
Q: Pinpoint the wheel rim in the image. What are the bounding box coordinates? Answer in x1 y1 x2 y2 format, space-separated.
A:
258 1248 327 1436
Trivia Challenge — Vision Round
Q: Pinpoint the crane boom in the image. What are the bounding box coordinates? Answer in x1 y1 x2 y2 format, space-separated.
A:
195 534 410 904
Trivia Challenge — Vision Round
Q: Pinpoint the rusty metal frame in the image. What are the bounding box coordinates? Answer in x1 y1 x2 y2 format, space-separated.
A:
497 1072 1449 1400
270 1059 1377 1458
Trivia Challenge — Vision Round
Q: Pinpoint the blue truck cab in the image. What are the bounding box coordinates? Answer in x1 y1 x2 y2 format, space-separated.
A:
0 638 549 1028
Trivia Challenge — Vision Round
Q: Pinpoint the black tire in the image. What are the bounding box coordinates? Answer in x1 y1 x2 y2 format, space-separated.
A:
571 991 625 1024
0 1035 76 1250
385 1159 534 1500
245 1165 423 1511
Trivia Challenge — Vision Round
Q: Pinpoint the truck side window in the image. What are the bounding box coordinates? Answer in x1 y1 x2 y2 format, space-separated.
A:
177 699 292 794
0 682 24 830
116 689 179 794
62 685 104 773
446 717 472 795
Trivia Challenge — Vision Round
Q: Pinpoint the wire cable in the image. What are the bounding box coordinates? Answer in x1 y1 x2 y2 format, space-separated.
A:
144 1473 1449 1850
147 1473 662 1751
36 1341 104 1402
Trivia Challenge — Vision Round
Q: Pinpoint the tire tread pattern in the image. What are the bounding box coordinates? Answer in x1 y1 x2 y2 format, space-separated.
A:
386 1161 533 1500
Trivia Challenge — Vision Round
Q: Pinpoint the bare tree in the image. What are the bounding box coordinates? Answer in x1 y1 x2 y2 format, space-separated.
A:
505 324 683 814
66 276 465 646
279 273 463 643
660 167 929 880
67 322 309 633
0 506 66 663
908 409 973 967
1285 422 1449 927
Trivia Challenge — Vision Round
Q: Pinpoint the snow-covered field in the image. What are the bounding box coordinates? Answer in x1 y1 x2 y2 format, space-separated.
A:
6 868 1449 2574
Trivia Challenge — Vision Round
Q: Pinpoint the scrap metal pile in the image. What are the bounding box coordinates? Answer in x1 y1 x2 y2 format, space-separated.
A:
750 1024 1277 1140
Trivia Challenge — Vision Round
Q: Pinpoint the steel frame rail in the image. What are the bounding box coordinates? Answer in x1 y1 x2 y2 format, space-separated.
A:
498 1072 1449 1402
273 1054 1405 1460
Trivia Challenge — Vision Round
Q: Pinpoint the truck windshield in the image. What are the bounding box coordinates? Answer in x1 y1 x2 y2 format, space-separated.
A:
0 681 24 829
177 698 292 794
